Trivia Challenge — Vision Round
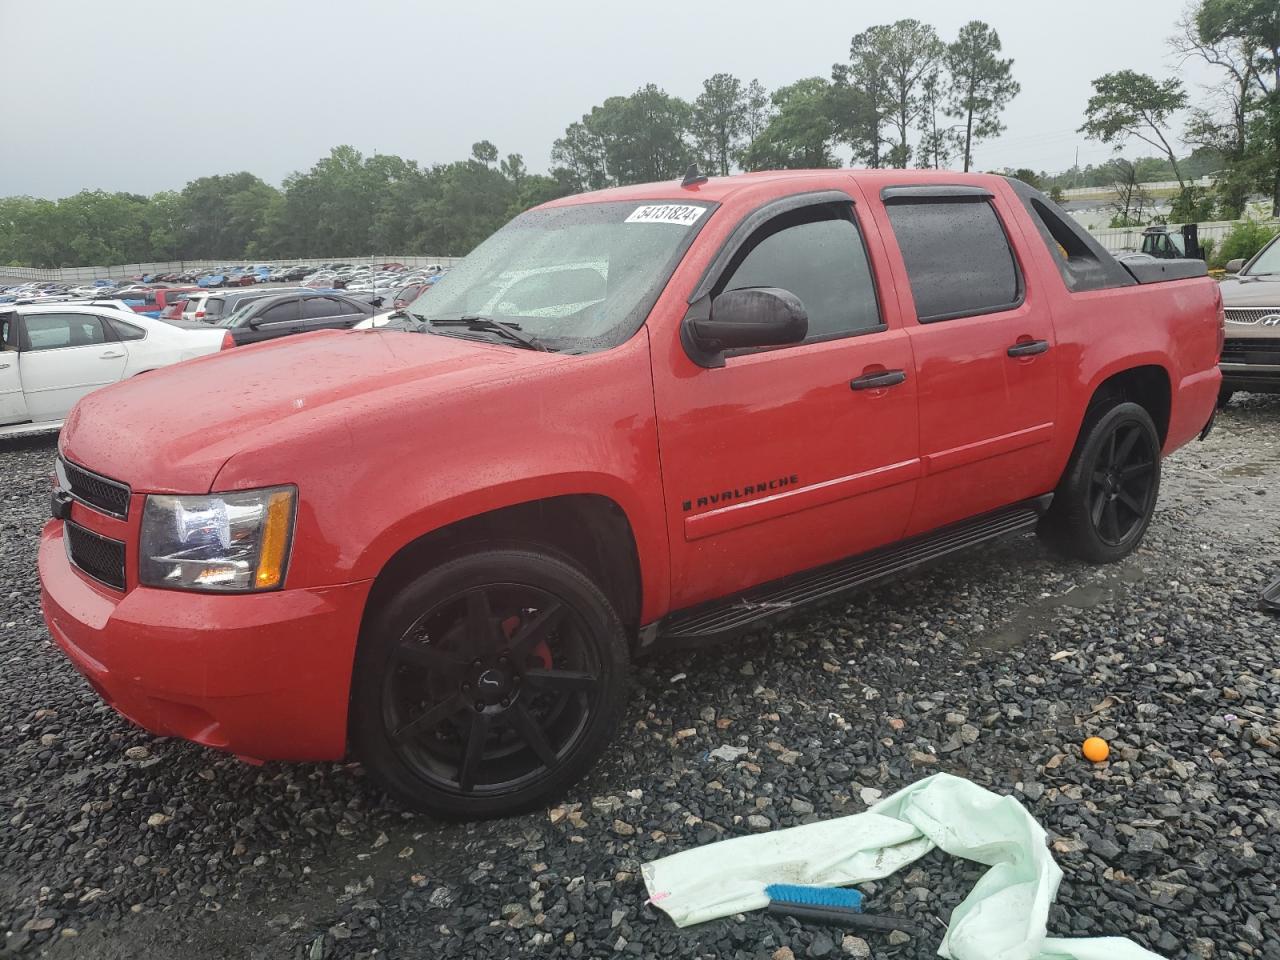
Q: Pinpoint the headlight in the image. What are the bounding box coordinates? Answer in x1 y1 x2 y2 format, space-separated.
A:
139 486 296 592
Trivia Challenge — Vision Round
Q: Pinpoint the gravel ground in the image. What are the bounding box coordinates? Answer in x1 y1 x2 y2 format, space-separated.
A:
2 397 1278 960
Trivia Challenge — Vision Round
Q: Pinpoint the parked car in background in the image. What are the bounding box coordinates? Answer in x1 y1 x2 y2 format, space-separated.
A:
0 304 230 437
218 291 375 345
1218 231 1280 404
158 294 198 320
112 288 164 318
182 288 310 323
389 276 442 309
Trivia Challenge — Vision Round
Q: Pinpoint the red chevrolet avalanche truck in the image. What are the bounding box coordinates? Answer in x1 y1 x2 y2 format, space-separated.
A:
39 170 1223 817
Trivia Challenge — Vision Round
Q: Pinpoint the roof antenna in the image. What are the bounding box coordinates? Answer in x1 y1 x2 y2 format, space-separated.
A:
681 163 708 188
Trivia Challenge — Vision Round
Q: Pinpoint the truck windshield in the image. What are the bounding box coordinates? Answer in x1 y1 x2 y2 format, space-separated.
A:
406 200 714 352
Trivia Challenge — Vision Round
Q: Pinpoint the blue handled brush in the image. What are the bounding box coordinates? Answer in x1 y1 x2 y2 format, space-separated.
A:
764 884 920 935
765 884 864 911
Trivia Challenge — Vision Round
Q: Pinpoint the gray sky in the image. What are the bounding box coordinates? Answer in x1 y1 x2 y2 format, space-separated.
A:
0 0 1212 199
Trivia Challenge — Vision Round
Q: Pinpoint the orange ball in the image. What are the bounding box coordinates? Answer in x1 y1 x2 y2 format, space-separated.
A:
1082 737 1110 763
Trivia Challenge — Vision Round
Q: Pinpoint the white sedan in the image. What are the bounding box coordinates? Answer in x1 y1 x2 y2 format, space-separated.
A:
0 304 230 438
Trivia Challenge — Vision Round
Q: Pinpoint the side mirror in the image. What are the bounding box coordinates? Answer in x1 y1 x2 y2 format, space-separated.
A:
1225 258 1245 275
247 318 261 329
371 296 384 308
684 287 808 367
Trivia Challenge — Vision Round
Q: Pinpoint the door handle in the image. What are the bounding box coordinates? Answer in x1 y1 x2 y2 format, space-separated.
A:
0 362 10 369
850 369 907 390
99 350 125 359
1007 339 1049 358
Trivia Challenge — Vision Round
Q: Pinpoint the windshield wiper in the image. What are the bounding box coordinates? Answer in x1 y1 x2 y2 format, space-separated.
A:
382 309 430 332
431 315 549 352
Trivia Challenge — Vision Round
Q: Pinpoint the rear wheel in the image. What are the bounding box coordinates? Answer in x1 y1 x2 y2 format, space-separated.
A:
1039 401 1161 563
1218 388 1235 409
350 548 629 818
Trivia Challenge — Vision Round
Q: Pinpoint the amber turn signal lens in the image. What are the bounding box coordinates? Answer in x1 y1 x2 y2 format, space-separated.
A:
254 490 295 589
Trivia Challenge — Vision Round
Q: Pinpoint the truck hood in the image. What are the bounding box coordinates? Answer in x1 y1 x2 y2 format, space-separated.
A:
1220 274 1280 308
61 329 561 493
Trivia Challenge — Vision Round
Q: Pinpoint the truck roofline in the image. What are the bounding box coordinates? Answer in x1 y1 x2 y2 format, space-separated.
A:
537 168 1015 210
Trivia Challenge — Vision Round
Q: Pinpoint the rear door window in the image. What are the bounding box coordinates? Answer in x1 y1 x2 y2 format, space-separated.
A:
104 316 146 341
301 297 342 319
884 199 1021 322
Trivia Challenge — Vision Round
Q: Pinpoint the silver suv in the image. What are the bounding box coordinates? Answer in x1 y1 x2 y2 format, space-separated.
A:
1219 233 1280 404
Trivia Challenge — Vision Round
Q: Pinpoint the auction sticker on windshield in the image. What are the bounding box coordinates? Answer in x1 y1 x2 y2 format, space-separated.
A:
625 204 707 226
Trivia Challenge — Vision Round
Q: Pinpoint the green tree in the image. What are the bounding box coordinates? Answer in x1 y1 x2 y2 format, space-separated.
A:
868 20 945 167
737 79 773 168
946 21 1020 172
471 140 499 166
550 120 610 192
1194 0 1280 214
1078 71 1189 190
179 172 280 259
1215 217 1280 267
595 85 693 185
917 66 961 169
691 72 747 176
552 85 693 189
741 78 840 171
1007 168 1043 189
832 27 892 167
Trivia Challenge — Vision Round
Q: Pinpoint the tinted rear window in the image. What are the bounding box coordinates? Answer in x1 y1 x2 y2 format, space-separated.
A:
884 200 1021 322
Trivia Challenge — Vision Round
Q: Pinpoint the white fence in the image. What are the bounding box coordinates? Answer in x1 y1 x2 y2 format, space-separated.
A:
1090 219 1278 255
0 255 463 284
1061 176 1217 199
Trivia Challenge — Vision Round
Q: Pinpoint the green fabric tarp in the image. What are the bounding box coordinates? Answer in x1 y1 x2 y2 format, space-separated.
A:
641 773 1163 960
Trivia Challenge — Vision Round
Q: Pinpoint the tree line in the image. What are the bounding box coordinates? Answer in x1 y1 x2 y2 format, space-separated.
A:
1 3 1275 269
1 17 1019 268
1074 0 1279 224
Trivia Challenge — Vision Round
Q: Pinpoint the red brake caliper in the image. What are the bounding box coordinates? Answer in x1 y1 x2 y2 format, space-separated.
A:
501 614 551 668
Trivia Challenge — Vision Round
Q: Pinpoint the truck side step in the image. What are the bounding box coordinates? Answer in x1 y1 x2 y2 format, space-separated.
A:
657 496 1052 643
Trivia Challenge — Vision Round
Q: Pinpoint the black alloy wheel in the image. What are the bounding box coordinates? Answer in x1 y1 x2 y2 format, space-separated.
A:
1039 400 1162 563
352 548 629 818
1086 418 1158 546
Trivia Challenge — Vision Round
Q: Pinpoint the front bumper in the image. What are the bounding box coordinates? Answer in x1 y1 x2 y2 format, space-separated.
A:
39 520 372 761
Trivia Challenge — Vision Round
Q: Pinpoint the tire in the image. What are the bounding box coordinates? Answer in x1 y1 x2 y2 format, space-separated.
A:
1217 389 1235 409
350 547 630 818
1038 401 1162 563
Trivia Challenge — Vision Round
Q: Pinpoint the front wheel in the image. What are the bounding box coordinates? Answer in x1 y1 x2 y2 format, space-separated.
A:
1038 401 1162 563
350 548 630 818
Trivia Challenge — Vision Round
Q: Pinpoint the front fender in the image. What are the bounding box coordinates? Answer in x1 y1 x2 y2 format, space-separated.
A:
351 471 670 622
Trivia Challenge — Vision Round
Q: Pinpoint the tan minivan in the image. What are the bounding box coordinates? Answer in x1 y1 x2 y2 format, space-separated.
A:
1220 233 1280 404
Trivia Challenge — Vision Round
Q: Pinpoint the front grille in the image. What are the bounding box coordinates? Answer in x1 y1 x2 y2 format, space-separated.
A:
1224 307 1280 326
1222 337 1280 366
65 522 126 591
61 458 130 519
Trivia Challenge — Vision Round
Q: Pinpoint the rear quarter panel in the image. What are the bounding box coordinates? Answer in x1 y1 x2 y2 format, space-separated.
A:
994 181 1222 468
